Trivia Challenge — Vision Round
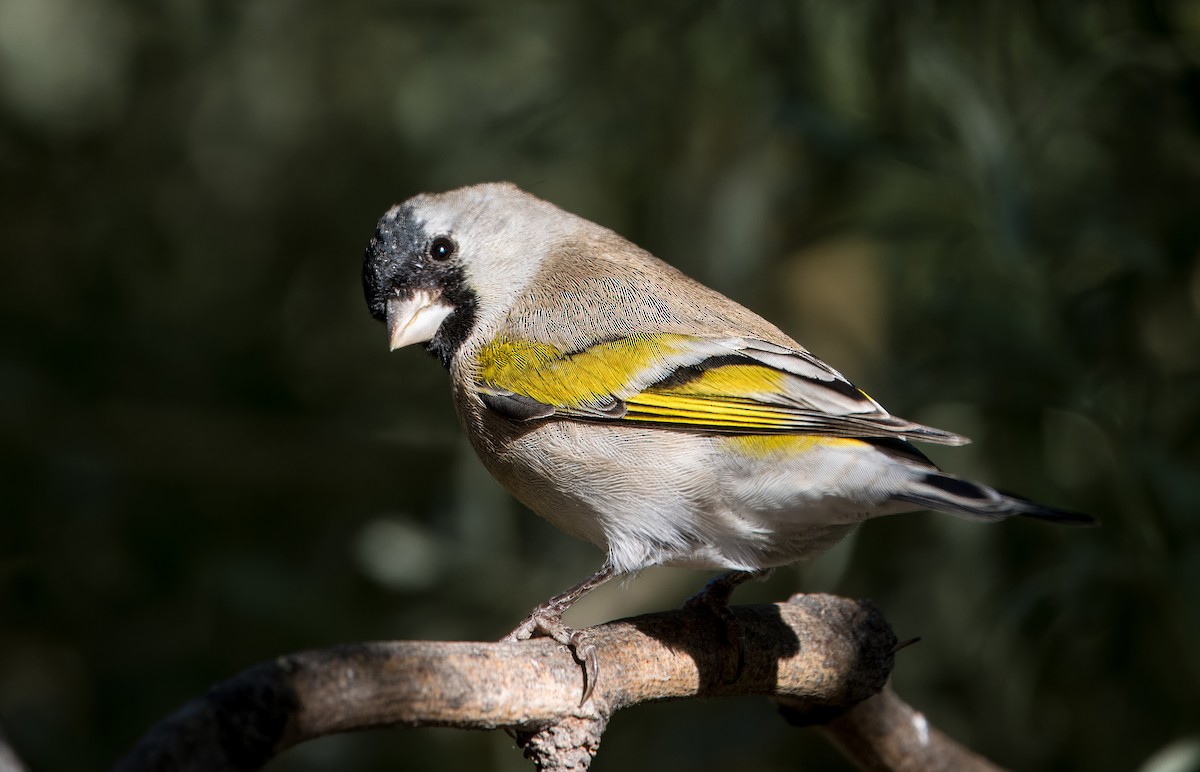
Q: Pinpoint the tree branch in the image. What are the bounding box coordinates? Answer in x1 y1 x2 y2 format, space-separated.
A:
111 593 1001 771
812 686 1008 772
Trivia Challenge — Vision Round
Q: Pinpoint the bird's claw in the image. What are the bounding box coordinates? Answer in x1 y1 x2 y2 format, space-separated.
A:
570 629 599 704
503 609 598 704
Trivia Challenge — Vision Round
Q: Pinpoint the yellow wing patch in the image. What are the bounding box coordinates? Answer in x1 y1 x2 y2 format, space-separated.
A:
649 364 785 398
480 339 858 432
476 334 967 445
477 334 693 409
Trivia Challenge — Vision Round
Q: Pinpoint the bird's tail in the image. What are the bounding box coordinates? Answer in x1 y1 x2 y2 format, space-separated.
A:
893 472 1096 527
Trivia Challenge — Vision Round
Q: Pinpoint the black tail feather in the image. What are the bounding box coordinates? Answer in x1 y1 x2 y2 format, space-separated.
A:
895 473 1097 527
1005 490 1097 527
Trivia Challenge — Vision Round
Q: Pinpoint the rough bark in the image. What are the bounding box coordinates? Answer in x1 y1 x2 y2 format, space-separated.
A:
111 593 1002 772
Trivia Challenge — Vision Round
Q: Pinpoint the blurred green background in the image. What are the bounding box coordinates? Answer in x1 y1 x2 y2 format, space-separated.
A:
3 1 1199 770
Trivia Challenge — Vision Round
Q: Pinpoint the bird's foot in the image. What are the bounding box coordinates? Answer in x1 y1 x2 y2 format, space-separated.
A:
504 604 600 705
683 570 768 682
501 563 615 704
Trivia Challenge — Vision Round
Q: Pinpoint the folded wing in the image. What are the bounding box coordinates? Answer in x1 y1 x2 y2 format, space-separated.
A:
475 334 968 446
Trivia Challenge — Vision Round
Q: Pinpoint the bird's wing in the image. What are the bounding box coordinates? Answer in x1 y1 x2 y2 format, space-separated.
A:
475 333 968 445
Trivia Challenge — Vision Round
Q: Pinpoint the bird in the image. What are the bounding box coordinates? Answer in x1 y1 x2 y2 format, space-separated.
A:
361 181 1093 699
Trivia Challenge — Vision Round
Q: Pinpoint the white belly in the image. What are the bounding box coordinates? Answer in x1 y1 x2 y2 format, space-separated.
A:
472 417 920 575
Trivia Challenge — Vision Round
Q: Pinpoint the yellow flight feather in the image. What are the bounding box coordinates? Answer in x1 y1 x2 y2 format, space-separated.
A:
626 393 796 426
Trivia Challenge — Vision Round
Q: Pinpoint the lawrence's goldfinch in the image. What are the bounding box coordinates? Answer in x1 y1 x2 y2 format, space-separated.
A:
361 182 1092 695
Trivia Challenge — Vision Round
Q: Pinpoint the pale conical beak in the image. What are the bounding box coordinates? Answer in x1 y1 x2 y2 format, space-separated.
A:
385 291 455 350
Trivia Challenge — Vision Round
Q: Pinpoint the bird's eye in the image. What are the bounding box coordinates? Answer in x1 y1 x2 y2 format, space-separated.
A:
428 236 456 261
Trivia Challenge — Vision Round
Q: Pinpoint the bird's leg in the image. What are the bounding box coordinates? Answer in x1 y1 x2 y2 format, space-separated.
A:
504 560 616 642
503 560 616 703
683 569 770 680
684 569 765 609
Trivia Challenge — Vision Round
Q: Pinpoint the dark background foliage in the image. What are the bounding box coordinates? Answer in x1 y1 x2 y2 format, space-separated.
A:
2 1 1198 770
